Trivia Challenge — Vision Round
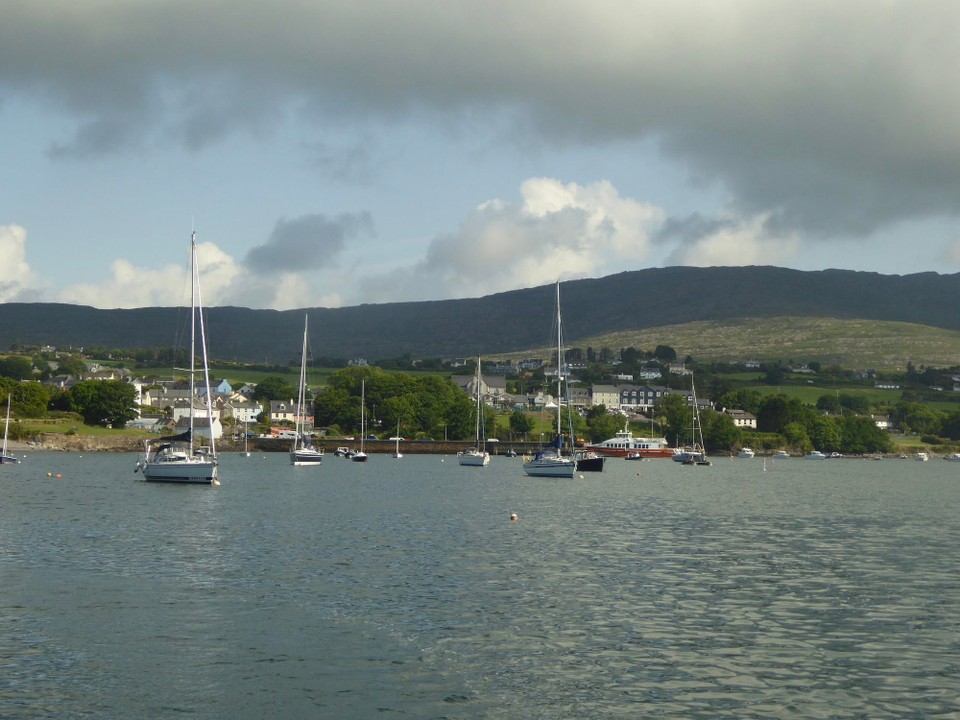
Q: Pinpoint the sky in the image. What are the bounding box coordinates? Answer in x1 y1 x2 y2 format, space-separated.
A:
3 1 960 310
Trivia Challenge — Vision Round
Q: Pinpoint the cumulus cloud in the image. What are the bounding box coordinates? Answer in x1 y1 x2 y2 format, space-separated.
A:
58 242 245 308
355 178 662 302
0 224 38 301
662 213 800 267
244 212 373 273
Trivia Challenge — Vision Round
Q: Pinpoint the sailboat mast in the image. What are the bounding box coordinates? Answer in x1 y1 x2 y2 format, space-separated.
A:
189 232 197 455
193 234 217 459
296 315 309 448
555 282 563 441
3 395 10 455
475 357 482 449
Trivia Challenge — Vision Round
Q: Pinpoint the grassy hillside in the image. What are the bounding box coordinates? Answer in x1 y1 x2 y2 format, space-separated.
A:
5 267 960 362
504 316 960 371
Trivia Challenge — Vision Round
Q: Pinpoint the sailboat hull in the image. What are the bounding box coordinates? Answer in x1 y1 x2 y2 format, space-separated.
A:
458 449 490 467
0 455 20 464
141 457 218 484
522 454 575 477
291 449 324 465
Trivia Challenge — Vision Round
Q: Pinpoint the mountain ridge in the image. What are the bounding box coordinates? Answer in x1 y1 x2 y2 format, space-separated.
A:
2 266 959 363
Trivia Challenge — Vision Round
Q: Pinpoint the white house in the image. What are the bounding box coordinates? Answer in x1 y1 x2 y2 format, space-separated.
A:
724 408 757 429
223 400 263 426
269 399 313 430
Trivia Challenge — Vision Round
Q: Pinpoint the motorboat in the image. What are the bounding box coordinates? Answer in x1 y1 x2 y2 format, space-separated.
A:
804 450 826 460
738 447 755 459
574 450 605 472
585 423 676 458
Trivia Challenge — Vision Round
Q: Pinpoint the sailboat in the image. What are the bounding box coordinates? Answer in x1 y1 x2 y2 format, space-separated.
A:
523 282 576 478
458 357 490 467
1 394 21 464
290 315 323 466
392 420 403 459
351 380 368 462
673 376 711 466
136 231 219 484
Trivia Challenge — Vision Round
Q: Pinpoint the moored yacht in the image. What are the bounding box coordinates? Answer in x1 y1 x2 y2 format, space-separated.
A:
585 423 678 459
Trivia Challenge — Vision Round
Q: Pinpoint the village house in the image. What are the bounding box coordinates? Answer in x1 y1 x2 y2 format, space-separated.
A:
723 408 757 429
222 399 263 427
268 399 313 431
590 384 620 411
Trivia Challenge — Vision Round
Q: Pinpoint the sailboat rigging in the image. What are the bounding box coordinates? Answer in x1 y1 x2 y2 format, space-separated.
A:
522 282 576 478
1 394 20 464
136 231 219 484
393 420 403 459
351 380 368 462
290 314 323 466
458 357 490 467
673 376 711 466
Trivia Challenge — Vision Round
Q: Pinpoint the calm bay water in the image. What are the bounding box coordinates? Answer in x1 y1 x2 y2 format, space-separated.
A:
1 451 959 719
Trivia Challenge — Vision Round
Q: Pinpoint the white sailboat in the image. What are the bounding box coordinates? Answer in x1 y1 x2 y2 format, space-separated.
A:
523 282 576 478
1 394 21 464
290 315 324 466
393 420 403 459
136 231 219 484
673 376 711 466
458 357 490 467
351 380 368 462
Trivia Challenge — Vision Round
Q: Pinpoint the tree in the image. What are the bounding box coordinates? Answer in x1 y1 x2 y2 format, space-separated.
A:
839 416 893 454
252 376 297 402
702 411 743 452
68 380 139 427
782 421 811 452
56 356 89 377
14 382 53 418
2 380 52 417
764 366 785 385
719 389 763 415
653 344 677 363
838 393 870 415
654 393 692 447
756 395 814 434
890 401 942 436
509 409 535 440
941 409 960 440
809 416 842 452
585 408 623 443
0 355 34 380
816 394 841 414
